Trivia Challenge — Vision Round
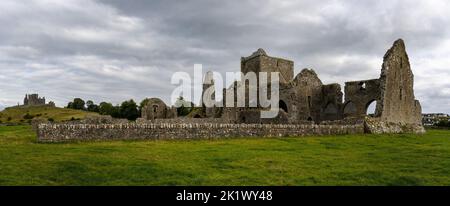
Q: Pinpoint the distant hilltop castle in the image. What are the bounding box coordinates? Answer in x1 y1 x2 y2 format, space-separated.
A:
24 94 45 106
23 94 55 107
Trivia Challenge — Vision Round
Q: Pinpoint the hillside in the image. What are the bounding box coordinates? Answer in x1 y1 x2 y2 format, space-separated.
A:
0 105 98 123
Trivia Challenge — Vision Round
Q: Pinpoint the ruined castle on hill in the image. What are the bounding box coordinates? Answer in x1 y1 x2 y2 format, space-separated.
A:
24 94 45 106
37 39 425 142
23 94 55 107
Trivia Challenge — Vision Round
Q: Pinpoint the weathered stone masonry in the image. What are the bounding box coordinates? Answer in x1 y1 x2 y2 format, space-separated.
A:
37 123 364 143
36 39 424 142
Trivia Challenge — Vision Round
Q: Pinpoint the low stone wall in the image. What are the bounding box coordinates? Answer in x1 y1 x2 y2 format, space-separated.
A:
36 123 364 143
364 117 426 134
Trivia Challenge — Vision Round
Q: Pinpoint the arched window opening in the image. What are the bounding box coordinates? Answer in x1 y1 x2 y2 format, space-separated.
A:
324 102 338 115
279 100 288 113
366 100 377 116
343 101 357 117
359 82 367 90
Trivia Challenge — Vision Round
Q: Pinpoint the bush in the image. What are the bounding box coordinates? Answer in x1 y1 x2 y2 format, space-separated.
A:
67 98 86 110
435 120 450 127
119 99 139 120
7 117 12 121
23 113 35 120
47 118 54 122
174 97 194 117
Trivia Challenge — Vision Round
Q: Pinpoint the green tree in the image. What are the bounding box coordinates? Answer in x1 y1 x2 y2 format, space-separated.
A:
111 105 121 118
99 102 120 118
68 98 85 110
119 99 139 120
67 102 73 109
112 105 121 118
436 120 450 127
174 96 194 116
99 102 114 115
139 98 151 117
86 100 100 113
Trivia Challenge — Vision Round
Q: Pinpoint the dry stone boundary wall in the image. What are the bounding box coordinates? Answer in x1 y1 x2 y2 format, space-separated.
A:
37 123 364 142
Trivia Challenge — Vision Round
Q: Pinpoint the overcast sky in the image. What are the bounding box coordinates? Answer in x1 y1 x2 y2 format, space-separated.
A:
0 0 449 113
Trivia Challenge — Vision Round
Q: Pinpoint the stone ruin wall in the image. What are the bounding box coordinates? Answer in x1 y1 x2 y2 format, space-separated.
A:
24 94 46 106
378 39 422 125
19 93 55 108
36 122 364 143
35 39 425 143
35 114 365 142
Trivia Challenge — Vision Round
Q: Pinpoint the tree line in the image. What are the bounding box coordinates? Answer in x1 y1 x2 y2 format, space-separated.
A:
66 97 194 120
435 120 450 127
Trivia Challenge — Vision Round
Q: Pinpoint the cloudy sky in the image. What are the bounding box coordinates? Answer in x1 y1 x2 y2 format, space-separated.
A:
0 0 449 113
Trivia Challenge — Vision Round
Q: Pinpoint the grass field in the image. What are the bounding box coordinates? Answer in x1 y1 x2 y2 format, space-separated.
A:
0 105 97 123
0 125 449 186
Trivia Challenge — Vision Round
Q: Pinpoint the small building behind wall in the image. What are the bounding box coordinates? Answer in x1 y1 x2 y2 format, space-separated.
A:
141 98 177 120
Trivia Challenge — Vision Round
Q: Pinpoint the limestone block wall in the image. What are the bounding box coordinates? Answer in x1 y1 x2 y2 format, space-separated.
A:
37 123 364 143
364 117 425 134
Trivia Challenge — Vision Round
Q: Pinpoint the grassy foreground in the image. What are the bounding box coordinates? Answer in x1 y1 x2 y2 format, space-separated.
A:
0 125 449 186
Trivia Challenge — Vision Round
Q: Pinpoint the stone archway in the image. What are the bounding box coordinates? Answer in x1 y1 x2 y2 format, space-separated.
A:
365 99 377 117
343 101 357 117
323 102 338 120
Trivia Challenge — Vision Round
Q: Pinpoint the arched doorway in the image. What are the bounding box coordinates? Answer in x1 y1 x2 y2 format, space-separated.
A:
343 101 357 117
366 100 377 117
279 100 288 113
323 102 338 120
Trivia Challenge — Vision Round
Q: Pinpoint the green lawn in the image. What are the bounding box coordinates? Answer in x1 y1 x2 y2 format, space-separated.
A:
0 125 449 186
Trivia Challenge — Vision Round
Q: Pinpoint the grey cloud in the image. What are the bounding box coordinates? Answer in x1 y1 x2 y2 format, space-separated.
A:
0 0 449 113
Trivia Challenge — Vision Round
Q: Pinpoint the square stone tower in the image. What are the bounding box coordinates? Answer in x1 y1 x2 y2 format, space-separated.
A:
240 48 294 84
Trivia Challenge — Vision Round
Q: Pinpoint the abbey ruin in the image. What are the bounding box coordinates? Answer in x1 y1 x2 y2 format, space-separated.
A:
140 39 423 128
37 39 425 142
